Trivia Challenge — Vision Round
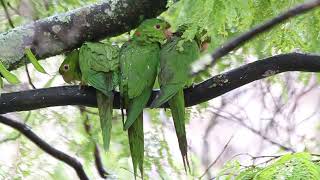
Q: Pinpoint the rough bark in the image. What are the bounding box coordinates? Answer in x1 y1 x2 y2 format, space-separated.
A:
0 0 167 70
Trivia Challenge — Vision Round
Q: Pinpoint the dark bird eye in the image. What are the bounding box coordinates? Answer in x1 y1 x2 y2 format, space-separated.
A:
155 24 161 29
63 64 70 71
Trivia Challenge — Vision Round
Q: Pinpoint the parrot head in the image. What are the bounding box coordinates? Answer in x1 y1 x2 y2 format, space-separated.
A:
59 49 82 84
133 18 171 44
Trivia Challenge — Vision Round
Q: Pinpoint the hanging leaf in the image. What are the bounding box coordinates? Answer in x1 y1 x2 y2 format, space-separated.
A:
25 48 47 74
0 61 20 84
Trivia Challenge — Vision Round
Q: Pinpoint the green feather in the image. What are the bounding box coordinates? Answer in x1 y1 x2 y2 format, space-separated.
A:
59 42 119 151
79 42 119 151
150 36 200 171
96 79 114 151
119 18 169 178
124 88 152 130
168 89 190 171
59 50 81 83
128 113 144 179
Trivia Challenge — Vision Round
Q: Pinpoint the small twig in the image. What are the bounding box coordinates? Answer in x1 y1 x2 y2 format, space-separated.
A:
6 2 20 15
79 106 109 178
0 134 21 143
0 0 14 28
81 108 98 115
24 59 37 89
0 111 32 143
120 167 143 179
94 144 109 178
212 111 295 152
191 0 320 75
199 135 234 179
0 115 89 180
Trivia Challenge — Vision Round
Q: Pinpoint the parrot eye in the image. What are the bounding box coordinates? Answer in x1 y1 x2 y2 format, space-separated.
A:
63 64 70 72
155 24 161 29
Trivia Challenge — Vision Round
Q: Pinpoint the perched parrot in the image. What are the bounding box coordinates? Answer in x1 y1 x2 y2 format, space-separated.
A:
120 18 170 178
150 35 201 171
59 42 119 151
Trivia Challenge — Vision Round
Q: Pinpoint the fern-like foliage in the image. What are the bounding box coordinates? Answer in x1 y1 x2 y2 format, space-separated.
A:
220 153 320 180
164 0 320 57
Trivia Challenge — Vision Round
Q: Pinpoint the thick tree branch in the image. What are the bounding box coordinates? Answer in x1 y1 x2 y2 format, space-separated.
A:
0 53 320 114
0 0 167 70
0 115 89 180
191 0 320 75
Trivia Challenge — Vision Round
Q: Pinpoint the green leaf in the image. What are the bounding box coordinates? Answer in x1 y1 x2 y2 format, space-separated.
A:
0 61 20 84
25 48 47 74
43 75 57 88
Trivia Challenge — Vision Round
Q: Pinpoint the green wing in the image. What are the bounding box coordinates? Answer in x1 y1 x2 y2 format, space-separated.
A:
79 42 119 96
120 41 160 129
151 37 200 108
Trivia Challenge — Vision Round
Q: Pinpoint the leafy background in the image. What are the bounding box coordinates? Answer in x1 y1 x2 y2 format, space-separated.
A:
1 0 320 179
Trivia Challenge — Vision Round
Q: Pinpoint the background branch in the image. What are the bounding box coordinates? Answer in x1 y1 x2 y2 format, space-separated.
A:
0 0 167 70
0 52 320 114
0 115 89 180
79 106 109 178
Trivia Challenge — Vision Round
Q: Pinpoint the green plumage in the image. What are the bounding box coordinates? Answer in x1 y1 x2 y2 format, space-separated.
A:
120 41 160 129
79 42 119 151
119 18 169 178
59 42 119 151
151 36 200 171
128 114 144 179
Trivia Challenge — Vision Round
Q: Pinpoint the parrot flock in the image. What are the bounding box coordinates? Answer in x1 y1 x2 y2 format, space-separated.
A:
59 18 204 178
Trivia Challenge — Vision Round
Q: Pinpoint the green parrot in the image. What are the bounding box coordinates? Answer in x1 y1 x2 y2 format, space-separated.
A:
150 35 201 171
59 42 119 151
120 18 170 178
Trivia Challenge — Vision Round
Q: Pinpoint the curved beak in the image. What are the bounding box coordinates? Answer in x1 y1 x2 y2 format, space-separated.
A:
164 28 173 39
164 22 173 39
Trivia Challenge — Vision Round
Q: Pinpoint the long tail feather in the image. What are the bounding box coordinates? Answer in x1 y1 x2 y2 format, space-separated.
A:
124 89 151 130
128 113 144 179
168 89 190 172
150 84 181 108
96 91 113 151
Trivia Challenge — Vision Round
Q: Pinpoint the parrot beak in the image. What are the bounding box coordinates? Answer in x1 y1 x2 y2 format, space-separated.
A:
164 22 173 39
200 42 209 52
164 28 173 39
61 75 72 84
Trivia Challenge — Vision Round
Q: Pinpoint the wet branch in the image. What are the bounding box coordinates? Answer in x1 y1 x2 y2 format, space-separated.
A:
1 52 320 114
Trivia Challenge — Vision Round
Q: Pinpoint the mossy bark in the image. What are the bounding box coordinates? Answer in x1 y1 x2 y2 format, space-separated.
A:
0 0 167 70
